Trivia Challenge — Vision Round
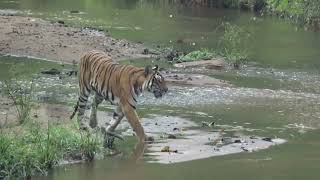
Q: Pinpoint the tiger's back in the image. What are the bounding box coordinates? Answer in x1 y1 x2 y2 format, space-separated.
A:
78 50 143 106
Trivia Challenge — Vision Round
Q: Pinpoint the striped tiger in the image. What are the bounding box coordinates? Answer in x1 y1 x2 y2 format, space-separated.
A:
70 50 168 148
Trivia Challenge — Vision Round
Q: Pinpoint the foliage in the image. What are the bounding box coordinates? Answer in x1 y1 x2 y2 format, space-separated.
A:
177 23 251 65
218 22 251 62
0 122 103 179
1 80 34 125
178 48 216 62
266 0 320 27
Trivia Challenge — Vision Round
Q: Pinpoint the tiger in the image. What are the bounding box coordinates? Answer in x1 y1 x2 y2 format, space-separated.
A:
70 50 168 149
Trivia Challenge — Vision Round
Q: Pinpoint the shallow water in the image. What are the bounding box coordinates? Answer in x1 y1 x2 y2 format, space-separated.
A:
1 0 320 179
1 55 320 179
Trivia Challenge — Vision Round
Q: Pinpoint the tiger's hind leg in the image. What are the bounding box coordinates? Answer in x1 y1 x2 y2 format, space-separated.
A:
89 94 103 129
101 105 124 149
77 90 91 131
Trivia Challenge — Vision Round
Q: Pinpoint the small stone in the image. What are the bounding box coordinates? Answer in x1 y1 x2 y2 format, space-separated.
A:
41 68 61 75
70 10 80 14
142 48 149 55
167 134 176 139
161 146 170 152
146 136 155 143
234 139 242 143
241 147 249 152
262 137 272 142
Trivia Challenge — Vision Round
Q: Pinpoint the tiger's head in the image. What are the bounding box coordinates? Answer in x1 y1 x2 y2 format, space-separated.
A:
144 65 168 98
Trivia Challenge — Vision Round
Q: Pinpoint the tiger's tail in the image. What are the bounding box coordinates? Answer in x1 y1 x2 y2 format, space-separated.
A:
70 101 79 119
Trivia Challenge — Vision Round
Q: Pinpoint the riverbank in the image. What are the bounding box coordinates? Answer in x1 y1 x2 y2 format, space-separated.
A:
0 13 151 63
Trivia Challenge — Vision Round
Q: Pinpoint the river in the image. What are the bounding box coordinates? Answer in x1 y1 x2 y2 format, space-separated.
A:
1 0 320 180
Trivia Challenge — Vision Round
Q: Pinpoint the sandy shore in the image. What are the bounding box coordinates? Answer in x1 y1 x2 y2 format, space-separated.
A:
0 14 151 63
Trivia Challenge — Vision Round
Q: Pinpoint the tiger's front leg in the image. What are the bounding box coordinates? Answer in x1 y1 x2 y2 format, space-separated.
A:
122 103 147 159
102 106 125 149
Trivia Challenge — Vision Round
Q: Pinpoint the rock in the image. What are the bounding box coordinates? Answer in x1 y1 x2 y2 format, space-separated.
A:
174 59 226 69
167 134 177 139
66 70 78 76
70 10 80 14
241 147 249 152
173 127 179 131
164 73 232 87
142 48 149 55
161 146 170 152
57 20 65 25
262 137 273 142
201 121 215 127
146 136 155 142
234 139 242 143
161 146 178 153
250 136 258 139
41 68 61 75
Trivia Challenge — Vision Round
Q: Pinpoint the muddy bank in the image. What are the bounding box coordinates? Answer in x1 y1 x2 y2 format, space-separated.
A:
0 14 151 63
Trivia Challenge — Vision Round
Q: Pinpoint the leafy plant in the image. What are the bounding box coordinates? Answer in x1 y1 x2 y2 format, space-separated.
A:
0 122 103 179
218 22 251 62
1 80 33 124
178 48 216 62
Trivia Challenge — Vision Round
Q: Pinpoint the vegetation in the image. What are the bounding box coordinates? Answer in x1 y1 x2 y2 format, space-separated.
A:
0 65 104 179
0 122 103 179
181 0 320 28
1 80 33 124
218 22 251 62
178 23 251 67
178 48 216 62
266 0 320 28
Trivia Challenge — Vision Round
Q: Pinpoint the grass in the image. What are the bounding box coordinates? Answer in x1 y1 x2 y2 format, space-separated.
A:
177 23 251 68
0 70 103 179
178 48 217 62
1 80 33 124
0 121 103 179
266 0 320 29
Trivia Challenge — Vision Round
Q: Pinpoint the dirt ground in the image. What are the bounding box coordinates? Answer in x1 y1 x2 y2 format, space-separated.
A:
0 95 75 127
0 14 151 63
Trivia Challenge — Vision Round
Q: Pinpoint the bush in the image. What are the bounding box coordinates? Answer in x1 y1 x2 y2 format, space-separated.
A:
1 80 33 124
266 0 320 28
178 48 216 62
218 22 251 62
0 122 103 179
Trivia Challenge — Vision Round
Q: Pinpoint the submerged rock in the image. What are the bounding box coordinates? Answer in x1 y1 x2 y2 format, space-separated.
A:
70 10 80 14
41 68 61 75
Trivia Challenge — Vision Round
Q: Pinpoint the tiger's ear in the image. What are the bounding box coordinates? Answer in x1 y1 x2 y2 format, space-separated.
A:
144 66 152 77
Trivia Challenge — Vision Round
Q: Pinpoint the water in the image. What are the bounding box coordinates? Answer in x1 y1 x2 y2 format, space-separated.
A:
1 0 320 69
1 0 320 179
